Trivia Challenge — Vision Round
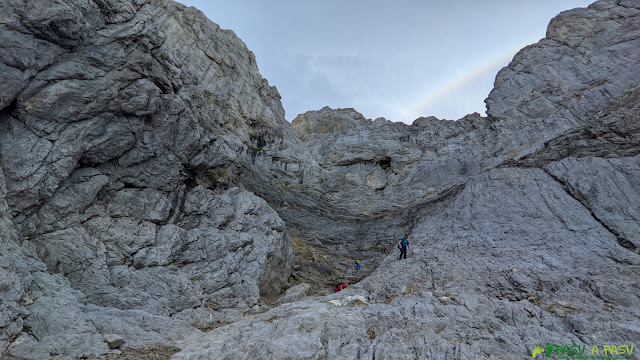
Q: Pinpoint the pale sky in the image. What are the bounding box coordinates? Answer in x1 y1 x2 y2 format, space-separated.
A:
177 1 593 123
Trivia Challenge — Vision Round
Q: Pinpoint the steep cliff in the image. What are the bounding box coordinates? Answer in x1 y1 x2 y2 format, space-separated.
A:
1 0 639 359
0 0 296 357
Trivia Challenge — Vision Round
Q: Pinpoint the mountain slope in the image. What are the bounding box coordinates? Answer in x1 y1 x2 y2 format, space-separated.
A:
0 0 639 359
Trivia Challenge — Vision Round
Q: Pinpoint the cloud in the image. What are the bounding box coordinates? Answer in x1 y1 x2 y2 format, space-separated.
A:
402 37 541 121
178 0 594 123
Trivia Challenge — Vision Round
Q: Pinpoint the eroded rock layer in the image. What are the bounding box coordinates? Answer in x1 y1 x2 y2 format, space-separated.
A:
0 0 639 359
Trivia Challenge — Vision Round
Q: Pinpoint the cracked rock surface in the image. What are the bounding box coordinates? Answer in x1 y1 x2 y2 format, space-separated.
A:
1 0 294 357
1 0 639 359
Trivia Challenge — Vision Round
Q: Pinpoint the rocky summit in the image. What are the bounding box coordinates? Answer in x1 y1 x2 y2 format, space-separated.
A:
1 0 639 359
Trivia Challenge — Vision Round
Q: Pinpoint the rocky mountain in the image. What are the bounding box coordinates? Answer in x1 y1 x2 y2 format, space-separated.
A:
1 0 639 359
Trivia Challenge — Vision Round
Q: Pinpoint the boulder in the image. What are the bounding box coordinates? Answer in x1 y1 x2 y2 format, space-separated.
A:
104 334 124 349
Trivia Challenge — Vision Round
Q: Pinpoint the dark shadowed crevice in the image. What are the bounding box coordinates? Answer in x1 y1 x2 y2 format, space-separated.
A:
1 99 18 115
377 157 391 170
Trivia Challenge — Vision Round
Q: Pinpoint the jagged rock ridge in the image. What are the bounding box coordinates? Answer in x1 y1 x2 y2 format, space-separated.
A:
0 0 639 359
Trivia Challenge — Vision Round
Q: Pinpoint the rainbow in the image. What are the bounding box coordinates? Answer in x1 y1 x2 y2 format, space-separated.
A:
403 37 542 121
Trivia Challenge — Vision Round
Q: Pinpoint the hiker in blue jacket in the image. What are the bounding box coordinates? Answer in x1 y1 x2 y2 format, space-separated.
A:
398 234 413 260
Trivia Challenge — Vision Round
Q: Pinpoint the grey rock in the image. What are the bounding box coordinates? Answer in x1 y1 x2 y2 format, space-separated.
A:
16 185 292 317
0 22 61 110
292 106 371 140
6 272 110 359
546 156 640 251
276 282 311 305
175 166 640 359
1 0 295 357
1 0 640 359
104 334 124 349
0 167 52 356
485 0 640 159
107 188 173 222
172 0 640 358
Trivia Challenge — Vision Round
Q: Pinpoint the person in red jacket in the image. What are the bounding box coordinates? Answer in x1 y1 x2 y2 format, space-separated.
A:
335 283 348 292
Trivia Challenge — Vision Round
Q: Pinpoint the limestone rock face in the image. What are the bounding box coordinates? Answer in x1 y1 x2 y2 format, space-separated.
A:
177 163 640 359
546 157 640 251
292 106 371 140
0 0 294 357
173 0 640 358
0 169 36 353
486 0 640 159
1 0 640 359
